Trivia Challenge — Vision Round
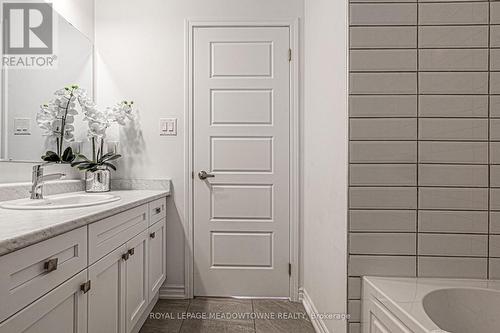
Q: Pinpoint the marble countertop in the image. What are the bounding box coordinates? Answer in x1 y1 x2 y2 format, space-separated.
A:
0 190 170 257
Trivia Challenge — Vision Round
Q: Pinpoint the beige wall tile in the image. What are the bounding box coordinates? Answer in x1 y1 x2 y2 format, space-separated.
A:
418 234 487 257
349 255 416 276
490 119 500 141
350 96 417 117
490 212 500 234
350 4 417 25
348 300 361 322
350 27 417 49
350 141 417 163
419 188 488 210
419 3 489 25
419 164 488 187
350 119 417 140
491 72 500 94
418 257 487 278
350 233 416 255
419 210 488 233
489 235 500 257
419 72 488 94
492 2 500 24
350 164 417 186
490 165 500 187
419 142 488 164
419 26 488 48
349 323 361 333
350 210 416 232
489 258 500 279
419 118 488 141
490 189 500 210
350 50 417 72
419 95 488 118
348 277 361 300
350 73 417 94
419 49 488 71
491 96 500 118
490 142 500 164
491 25 500 48
491 49 500 71
350 187 417 209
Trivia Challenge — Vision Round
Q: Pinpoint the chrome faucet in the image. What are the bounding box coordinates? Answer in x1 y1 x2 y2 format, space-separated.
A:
30 164 66 200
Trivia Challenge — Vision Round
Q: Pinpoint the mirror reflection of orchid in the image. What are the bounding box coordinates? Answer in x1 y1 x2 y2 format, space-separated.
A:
37 85 87 163
72 100 134 172
36 85 135 172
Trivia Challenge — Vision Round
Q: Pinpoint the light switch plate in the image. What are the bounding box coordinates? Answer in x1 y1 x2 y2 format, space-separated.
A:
160 118 177 136
14 118 31 135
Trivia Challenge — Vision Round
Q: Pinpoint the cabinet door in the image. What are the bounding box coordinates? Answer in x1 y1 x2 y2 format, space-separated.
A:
148 219 166 302
125 230 149 333
88 244 127 333
0 270 87 333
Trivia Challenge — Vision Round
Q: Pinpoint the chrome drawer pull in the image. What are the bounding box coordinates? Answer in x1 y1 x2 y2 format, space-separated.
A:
43 258 58 273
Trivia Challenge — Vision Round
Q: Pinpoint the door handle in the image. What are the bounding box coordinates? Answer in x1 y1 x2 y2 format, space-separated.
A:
198 171 215 180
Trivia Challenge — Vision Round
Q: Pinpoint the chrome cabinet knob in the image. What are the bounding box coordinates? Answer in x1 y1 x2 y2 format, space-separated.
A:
198 171 215 180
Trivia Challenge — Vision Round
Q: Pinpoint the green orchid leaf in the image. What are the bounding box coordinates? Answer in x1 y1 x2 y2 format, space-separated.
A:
102 162 117 171
61 147 75 163
41 151 61 162
100 154 122 163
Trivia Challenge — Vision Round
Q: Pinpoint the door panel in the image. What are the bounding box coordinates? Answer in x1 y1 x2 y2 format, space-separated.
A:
88 245 126 333
194 26 290 297
125 230 148 333
148 219 166 302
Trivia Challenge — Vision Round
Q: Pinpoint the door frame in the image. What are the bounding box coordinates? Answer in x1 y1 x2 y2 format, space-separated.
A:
185 19 300 301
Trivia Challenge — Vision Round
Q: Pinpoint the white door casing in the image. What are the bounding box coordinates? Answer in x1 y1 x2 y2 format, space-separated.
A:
193 26 291 297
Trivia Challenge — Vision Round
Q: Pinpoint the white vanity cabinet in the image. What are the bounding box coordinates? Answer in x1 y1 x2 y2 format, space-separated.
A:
0 196 168 333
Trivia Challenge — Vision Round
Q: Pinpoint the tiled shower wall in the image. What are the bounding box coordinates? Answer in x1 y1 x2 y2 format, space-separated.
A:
348 0 500 332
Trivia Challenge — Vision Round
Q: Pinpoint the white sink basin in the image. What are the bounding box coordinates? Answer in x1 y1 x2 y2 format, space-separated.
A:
0 193 121 210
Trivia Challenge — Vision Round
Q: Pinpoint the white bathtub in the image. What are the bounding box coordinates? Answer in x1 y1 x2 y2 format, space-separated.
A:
362 276 500 333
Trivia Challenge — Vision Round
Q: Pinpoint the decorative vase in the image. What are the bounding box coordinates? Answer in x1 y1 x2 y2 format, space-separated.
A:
85 166 111 192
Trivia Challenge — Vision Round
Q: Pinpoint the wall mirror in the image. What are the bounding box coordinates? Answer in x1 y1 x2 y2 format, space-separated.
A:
0 5 93 162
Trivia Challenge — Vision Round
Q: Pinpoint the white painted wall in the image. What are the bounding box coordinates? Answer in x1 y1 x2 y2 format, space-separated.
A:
94 0 304 294
302 0 348 332
50 0 95 41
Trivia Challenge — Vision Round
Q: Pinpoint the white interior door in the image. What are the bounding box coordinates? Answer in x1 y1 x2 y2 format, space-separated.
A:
193 26 291 297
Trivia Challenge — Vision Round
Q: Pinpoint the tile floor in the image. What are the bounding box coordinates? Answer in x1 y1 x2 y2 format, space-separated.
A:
139 298 316 333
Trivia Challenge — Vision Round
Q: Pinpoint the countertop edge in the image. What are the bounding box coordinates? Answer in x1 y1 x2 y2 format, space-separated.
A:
0 190 170 257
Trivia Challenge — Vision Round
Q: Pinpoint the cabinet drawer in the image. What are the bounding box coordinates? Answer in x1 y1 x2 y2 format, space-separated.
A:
0 227 87 323
89 204 148 264
149 197 166 226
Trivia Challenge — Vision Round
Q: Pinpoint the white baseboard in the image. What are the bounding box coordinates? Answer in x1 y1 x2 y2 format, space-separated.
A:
300 288 330 333
159 284 187 299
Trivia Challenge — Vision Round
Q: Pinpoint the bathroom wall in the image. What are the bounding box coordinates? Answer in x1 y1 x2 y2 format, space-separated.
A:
303 0 348 332
348 1 500 332
0 0 95 183
95 0 304 297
